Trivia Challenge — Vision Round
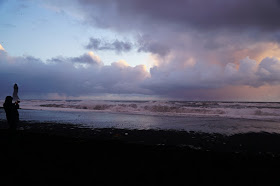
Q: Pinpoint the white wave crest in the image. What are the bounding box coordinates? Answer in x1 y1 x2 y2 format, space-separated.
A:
4 99 278 121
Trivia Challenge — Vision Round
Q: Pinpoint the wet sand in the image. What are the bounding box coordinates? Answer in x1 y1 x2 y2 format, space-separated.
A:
1 120 280 185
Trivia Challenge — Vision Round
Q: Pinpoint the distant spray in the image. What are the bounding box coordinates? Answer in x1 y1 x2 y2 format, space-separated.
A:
13 83 20 102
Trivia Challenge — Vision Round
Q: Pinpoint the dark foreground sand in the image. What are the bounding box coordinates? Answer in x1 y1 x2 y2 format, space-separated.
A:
1 120 280 186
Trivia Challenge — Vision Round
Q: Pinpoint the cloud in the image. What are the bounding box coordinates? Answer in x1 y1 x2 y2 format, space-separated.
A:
0 44 5 51
257 57 280 84
70 51 102 65
142 56 280 98
85 36 171 57
2 47 280 100
3 0 280 100
85 38 101 50
66 0 280 32
46 52 102 68
86 37 133 54
46 1 280 63
0 50 150 99
137 35 170 56
86 36 170 56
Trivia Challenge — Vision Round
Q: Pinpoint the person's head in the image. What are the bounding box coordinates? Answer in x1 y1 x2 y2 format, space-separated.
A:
14 83 18 88
4 96 13 104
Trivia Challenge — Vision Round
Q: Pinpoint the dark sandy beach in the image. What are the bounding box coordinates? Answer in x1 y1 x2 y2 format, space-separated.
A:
1 120 280 185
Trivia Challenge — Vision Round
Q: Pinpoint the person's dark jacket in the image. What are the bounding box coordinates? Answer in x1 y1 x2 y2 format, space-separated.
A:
3 96 19 125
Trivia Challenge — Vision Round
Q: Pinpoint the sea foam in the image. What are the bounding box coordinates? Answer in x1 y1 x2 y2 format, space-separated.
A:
5 100 280 122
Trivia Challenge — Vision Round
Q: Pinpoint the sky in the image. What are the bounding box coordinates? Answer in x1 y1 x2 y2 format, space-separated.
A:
1 0 280 101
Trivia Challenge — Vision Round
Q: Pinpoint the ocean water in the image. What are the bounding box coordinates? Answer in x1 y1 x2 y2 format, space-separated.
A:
1 99 280 135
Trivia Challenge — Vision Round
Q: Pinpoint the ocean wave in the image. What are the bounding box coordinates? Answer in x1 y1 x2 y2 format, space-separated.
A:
1 99 279 121
38 102 227 116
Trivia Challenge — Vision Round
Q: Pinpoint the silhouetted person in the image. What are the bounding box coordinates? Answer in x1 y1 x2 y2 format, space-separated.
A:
3 96 19 130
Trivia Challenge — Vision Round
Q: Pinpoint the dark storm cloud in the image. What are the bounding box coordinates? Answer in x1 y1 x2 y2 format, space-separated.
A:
0 51 150 98
47 0 280 64
2 49 280 99
86 36 170 56
46 0 280 60
86 37 132 53
68 0 280 64
3 0 280 100
137 35 170 56
137 43 169 56
77 0 280 31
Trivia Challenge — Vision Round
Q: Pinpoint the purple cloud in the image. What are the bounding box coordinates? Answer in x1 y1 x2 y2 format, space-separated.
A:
86 37 132 54
85 36 170 56
2 48 280 100
75 0 280 31
3 0 280 100
0 51 150 98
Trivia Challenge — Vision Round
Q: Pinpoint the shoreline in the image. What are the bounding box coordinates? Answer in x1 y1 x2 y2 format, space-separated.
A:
1 120 280 185
2 119 280 154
